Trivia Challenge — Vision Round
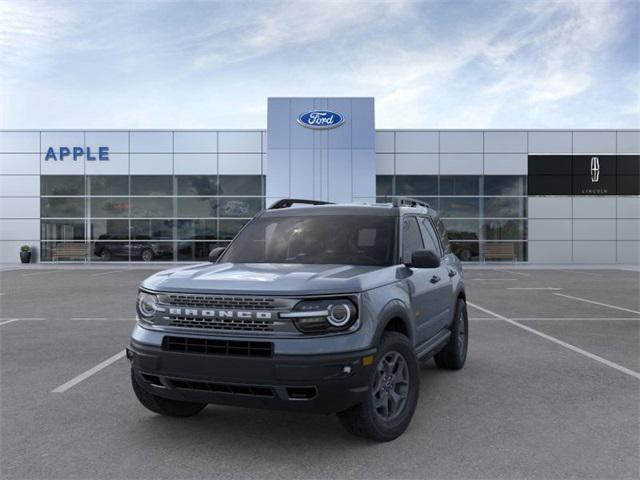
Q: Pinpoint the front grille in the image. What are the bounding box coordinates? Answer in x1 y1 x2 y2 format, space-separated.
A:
168 378 274 397
168 316 274 332
163 336 273 357
165 294 277 310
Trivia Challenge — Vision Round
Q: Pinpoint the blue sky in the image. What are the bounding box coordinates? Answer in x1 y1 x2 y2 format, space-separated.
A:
1 0 638 129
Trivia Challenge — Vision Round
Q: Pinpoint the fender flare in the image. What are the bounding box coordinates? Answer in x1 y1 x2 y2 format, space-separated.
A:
372 299 414 346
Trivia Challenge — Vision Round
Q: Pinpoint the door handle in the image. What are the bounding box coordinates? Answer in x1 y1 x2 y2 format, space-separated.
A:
448 269 457 277
430 275 441 284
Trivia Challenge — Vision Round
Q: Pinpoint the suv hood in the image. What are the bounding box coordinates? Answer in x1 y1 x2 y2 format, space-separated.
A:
141 262 399 296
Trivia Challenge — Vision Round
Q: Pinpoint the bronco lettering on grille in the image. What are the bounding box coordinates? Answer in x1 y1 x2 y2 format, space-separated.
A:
168 308 273 320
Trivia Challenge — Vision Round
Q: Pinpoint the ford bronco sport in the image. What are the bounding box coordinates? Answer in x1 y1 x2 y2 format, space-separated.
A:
128 198 468 441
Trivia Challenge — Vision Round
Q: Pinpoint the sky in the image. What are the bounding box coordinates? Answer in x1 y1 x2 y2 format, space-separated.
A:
0 0 638 129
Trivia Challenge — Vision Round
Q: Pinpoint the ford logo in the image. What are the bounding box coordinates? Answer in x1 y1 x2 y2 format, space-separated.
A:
297 110 344 129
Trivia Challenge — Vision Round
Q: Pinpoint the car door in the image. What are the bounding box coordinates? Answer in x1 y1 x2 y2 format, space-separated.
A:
401 216 443 345
419 216 454 333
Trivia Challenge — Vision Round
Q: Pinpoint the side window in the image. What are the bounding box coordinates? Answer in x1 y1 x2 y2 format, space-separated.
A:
419 217 442 256
435 217 451 252
402 217 424 263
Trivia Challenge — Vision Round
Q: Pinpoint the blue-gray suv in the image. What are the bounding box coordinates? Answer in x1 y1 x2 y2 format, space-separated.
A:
128 198 468 441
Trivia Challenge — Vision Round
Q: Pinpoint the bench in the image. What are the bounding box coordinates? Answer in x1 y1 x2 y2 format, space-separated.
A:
52 244 88 262
483 243 514 261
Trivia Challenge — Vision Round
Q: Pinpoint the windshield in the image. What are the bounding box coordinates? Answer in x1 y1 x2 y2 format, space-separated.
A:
220 215 397 266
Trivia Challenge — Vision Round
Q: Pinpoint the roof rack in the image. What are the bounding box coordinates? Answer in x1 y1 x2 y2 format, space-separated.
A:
392 197 430 209
268 198 335 210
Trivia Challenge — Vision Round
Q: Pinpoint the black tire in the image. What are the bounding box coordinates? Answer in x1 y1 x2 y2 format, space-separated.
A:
434 298 468 370
141 249 154 262
131 370 206 417
338 332 419 442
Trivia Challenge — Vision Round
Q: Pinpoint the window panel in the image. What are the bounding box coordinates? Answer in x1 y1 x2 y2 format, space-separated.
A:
178 241 227 261
484 176 527 196
177 197 217 218
439 198 479 218
90 219 129 240
219 219 248 240
130 175 173 195
484 197 527 218
218 175 263 195
395 175 438 196
482 219 527 240
177 220 217 240
450 241 479 262
376 175 393 197
176 175 218 195
219 197 263 217
92 241 130 261
89 176 128 196
483 241 527 262
131 197 173 217
41 197 85 217
129 242 174 262
131 220 174 240
41 175 85 196
418 217 441 256
441 219 480 241
40 241 88 261
41 219 85 241
440 176 480 196
402 217 424 263
90 197 129 217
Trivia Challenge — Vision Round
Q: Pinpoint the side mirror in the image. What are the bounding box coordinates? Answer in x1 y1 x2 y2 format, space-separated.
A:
408 249 440 269
208 247 226 263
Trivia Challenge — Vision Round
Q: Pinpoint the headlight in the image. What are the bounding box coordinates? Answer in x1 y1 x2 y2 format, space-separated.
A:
281 298 358 334
137 291 159 324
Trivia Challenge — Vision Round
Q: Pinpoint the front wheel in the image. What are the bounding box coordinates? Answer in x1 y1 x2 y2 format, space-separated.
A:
131 370 206 417
338 332 419 441
434 298 468 370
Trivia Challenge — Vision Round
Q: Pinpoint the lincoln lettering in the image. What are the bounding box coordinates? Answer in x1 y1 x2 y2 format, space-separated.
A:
44 146 109 161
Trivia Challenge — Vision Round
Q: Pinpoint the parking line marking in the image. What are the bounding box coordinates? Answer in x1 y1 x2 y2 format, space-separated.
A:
90 270 121 277
0 318 47 326
553 293 640 315
51 350 126 393
22 270 58 277
471 278 519 281
508 287 563 290
511 317 640 321
502 270 532 277
553 269 602 277
71 317 133 321
467 301 640 380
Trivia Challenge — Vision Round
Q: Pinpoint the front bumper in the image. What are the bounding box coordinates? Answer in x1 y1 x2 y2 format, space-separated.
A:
128 339 376 414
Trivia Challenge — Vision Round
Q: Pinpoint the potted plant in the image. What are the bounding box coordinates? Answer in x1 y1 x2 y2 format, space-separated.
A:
20 245 32 264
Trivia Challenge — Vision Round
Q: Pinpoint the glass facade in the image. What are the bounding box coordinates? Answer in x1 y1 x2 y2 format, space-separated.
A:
377 175 528 262
40 175 265 262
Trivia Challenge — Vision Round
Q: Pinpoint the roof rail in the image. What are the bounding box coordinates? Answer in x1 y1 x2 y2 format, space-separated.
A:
268 198 335 210
392 197 430 209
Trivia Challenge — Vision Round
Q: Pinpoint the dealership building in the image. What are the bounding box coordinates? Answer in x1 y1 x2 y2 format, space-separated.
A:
0 97 638 264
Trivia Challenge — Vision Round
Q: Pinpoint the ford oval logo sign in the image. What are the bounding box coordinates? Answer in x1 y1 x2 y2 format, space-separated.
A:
297 110 344 129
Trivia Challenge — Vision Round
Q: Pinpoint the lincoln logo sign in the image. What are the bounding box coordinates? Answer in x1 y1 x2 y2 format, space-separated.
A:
44 146 109 161
590 156 600 183
297 110 344 129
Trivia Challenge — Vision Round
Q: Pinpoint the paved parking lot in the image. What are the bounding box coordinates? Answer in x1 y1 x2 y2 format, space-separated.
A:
1 264 638 479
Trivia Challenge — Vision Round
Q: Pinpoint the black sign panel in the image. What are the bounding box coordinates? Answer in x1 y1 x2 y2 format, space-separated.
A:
528 155 639 196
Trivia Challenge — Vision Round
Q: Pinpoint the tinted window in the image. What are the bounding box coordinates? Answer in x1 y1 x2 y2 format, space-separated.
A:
440 176 480 196
90 176 128 195
222 215 396 266
218 175 262 195
90 197 129 217
177 197 217 217
376 175 393 197
90 219 129 240
402 217 424 263
441 219 479 240
177 175 218 195
484 197 527 217
439 198 480 218
131 220 174 240
130 176 173 195
419 217 441 256
41 198 85 217
484 176 527 196
41 219 85 240
131 197 173 217
395 176 437 196
41 176 85 196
